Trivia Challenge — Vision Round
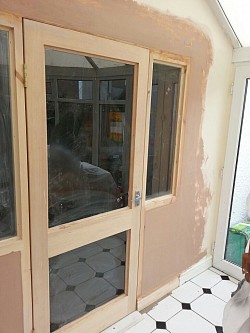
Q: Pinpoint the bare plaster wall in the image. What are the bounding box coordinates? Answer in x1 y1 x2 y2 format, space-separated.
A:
0 252 24 333
0 0 234 297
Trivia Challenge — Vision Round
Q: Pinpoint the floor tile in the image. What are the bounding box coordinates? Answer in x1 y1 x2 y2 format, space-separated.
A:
50 273 67 296
72 243 103 259
126 314 156 333
50 251 79 270
212 279 237 302
86 252 121 273
75 277 116 306
104 266 125 289
191 269 223 288
148 296 182 322
50 290 86 325
191 294 226 326
152 330 170 333
171 281 203 303
167 310 215 333
97 236 125 249
101 311 144 333
110 245 126 261
57 261 95 286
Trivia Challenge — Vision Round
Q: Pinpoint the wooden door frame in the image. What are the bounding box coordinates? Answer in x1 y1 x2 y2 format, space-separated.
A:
24 19 149 333
0 12 32 333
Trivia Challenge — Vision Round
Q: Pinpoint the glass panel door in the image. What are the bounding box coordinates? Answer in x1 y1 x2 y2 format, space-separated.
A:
45 50 133 331
214 66 250 280
24 20 149 333
224 80 250 267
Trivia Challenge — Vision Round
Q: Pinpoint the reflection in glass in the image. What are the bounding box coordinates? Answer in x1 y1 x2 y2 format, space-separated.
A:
146 63 181 199
225 80 250 267
49 232 126 332
45 50 134 227
0 30 16 239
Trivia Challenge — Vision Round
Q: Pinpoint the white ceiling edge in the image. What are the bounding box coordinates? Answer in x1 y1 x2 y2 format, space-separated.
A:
206 0 241 49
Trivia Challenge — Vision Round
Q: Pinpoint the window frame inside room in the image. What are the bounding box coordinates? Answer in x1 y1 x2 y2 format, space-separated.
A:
144 53 189 211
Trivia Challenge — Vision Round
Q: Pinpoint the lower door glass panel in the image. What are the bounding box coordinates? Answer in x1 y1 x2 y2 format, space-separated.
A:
49 232 126 332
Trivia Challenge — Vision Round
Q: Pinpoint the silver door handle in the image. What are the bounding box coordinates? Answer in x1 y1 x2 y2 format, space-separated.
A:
134 191 141 207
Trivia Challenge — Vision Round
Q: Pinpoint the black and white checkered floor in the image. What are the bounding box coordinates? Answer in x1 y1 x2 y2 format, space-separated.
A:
103 267 238 333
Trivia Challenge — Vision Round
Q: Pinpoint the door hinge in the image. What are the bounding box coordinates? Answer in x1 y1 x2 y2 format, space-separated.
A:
220 166 224 179
23 63 28 88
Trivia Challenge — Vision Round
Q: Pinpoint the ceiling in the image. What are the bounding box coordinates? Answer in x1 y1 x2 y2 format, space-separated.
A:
215 0 250 48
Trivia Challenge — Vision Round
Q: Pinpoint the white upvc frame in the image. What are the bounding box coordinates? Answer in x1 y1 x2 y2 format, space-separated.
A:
213 49 250 279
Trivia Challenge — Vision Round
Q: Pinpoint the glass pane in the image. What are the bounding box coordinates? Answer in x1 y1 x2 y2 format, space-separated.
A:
58 80 92 100
49 231 126 332
46 50 134 227
0 30 16 239
225 79 250 266
100 80 126 101
146 63 181 199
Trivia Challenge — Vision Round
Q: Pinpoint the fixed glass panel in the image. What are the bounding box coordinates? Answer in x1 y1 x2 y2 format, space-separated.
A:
0 30 16 239
57 80 92 100
46 50 134 227
146 63 181 199
49 231 126 332
225 79 250 266
100 79 126 101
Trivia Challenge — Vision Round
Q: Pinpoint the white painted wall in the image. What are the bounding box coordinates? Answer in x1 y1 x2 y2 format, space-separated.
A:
134 0 234 254
230 83 250 225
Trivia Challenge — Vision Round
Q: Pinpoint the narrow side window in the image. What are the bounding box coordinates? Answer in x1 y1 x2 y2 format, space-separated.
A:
146 62 183 199
0 29 16 239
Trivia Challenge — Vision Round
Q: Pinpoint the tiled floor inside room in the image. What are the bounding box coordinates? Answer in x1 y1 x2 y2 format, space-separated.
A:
103 267 239 333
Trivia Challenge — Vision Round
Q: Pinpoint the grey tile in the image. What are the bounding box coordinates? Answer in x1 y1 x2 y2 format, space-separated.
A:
72 242 103 259
50 290 86 325
50 251 79 270
75 277 116 306
49 273 67 296
57 261 95 286
110 245 126 261
97 236 124 249
86 252 121 273
104 266 125 290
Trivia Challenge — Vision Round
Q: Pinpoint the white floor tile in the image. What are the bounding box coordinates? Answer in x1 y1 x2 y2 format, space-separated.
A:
152 330 170 333
148 296 182 322
171 281 203 303
191 269 222 288
191 294 226 326
209 267 240 284
212 279 238 302
126 314 156 333
167 310 215 333
101 311 144 333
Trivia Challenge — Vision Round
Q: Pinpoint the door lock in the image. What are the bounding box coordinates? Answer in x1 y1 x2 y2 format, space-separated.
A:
134 191 141 207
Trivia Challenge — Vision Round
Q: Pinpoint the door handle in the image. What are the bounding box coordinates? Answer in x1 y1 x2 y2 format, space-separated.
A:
134 191 141 207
